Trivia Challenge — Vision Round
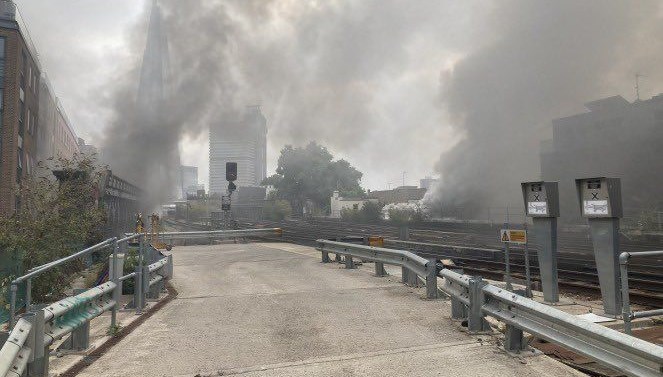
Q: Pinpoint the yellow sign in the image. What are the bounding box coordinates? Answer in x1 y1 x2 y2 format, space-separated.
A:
500 229 527 244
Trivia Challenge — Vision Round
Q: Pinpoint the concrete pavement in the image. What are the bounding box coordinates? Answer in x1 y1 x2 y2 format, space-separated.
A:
77 242 586 376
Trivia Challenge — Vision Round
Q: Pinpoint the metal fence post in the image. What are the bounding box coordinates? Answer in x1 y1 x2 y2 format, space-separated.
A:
167 254 174 279
28 309 48 376
619 253 632 334
468 277 490 333
111 238 120 330
25 278 32 311
9 283 17 329
426 258 438 299
134 266 143 315
142 264 151 302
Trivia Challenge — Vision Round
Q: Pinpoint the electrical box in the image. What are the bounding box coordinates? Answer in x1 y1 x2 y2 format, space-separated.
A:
521 181 559 218
575 177 622 218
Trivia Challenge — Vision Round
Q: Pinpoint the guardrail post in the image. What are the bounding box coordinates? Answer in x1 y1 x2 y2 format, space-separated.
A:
451 297 467 320
61 289 90 351
504 324 526 353
374 262 386 277
167 254 174 279
28 309 48 377
467 277 490 333
426 258 438 299
134 265 143 315
321 247 330 263
344 254 355 269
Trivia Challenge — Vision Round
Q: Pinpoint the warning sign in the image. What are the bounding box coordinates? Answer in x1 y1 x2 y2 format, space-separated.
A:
500 229 527 244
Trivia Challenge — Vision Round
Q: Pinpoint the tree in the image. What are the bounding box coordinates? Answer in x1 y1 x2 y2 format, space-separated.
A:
0 155 107 309
263 142 364 214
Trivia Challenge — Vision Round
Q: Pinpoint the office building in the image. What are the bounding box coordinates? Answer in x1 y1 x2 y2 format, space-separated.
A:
209 106 267 194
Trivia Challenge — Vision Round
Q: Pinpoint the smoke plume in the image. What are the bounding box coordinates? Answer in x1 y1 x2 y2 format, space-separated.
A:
429 1 663 216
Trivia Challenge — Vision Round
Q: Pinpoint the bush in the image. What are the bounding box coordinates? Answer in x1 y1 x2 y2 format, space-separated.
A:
341 201 383 223
264 200 292 221
384 202 428 225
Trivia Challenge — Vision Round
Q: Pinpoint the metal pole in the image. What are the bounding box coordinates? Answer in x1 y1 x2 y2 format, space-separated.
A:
25 278 32 311
619 253 632 334
523 222 532 298
504 222 513 291
9 283 17 328
111 238 119 329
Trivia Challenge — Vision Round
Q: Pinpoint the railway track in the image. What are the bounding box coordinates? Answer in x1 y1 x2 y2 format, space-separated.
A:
164 217 663 307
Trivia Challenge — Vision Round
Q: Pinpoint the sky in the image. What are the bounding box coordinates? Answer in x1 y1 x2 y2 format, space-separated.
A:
17 0 663 210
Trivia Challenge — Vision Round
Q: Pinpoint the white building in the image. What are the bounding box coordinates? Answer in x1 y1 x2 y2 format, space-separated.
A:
209 106 267 195
330 191 376 218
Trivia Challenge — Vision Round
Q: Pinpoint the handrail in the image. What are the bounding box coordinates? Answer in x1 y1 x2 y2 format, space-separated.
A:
21 238 116 280
620 250 663 334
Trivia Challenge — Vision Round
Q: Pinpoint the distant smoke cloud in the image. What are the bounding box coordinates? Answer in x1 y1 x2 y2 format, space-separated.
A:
100 0 476 201
428 1 663 215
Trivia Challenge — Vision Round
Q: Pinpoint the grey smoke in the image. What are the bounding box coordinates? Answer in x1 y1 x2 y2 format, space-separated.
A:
429 1 663 216
99 0 474 202
96 0 663 210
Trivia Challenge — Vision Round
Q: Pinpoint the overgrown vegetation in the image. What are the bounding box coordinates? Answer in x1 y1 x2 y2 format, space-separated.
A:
263 199 293 221
0 156 107 307
340 201 383 223
262 142 365 215
384 202 428 225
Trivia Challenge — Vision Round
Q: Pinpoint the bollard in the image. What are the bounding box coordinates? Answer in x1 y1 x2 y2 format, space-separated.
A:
467 277 490 333
425 258 438 299
344 255 355 269
504 325 526 353
374 262 386 277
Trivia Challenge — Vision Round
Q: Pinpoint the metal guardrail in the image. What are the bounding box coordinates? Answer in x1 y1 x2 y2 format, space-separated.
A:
0 233 174 377
620 250 663 334
144 228 283 242
316 239 438 299
439 268 663 377
316 240 663 377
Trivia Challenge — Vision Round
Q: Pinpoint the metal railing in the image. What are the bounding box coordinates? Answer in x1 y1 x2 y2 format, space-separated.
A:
146 228 282 242
439 268 663 377
316 240 663 377
0 233 174 377
316 239 438 299
620 250 663 334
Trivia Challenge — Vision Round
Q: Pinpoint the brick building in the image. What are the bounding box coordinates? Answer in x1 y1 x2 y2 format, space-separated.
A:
0 2 41 215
